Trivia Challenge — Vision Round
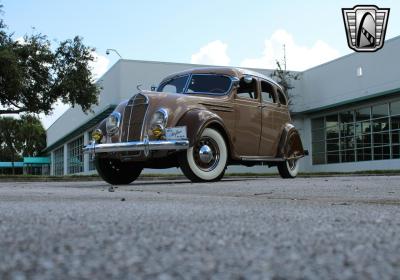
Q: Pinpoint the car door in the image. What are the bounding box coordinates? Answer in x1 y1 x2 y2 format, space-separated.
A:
258 80 284 157
233 76 262 156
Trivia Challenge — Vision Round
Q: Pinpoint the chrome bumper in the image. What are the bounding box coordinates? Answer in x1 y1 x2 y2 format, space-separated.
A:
83 138 189 155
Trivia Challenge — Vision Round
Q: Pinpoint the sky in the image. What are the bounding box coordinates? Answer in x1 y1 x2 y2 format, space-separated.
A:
1 0 399 128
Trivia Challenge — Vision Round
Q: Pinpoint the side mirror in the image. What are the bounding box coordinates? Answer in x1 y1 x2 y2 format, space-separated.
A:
243 75 253 84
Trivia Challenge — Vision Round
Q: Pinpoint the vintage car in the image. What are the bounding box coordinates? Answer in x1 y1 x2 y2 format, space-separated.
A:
83 67 307 184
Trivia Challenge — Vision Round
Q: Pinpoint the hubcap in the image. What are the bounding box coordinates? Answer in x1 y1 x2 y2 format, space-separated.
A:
193 137 220 172
199 145 213 163
288 159 297 170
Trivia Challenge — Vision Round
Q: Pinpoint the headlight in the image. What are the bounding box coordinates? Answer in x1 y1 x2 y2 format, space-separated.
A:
150 108 168 138
91 129 103 143
106 112 121 136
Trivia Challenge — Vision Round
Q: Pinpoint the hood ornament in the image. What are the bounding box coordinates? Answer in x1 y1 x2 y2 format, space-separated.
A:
136 84 143 92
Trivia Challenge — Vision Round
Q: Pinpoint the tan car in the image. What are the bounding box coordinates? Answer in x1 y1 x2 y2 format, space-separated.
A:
83 67 307 184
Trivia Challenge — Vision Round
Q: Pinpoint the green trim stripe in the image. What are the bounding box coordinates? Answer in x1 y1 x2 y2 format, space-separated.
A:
299 87 400 114
23 157 50 164
43 105 117 154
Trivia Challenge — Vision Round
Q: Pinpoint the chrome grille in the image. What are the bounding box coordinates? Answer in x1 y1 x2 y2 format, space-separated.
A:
121 93 148 142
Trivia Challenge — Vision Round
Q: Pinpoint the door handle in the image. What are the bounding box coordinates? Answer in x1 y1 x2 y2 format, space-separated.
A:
258 105 267 108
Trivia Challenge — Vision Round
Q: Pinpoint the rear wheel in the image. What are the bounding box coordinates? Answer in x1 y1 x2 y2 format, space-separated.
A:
95 158 143 185
277 157 299 178
179 128 227 182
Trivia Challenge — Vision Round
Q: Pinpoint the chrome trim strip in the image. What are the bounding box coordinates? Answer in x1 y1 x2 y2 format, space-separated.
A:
241 155 305 161
183 73 192 93
126 93 149 142
139 94 150 140
83 139 189 154
240 156 285 162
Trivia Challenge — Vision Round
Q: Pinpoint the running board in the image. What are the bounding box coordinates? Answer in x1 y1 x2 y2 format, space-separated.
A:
240 156 285 162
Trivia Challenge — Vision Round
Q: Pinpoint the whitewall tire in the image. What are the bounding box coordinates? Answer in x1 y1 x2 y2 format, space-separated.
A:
179 128 227 182
278 157 299 179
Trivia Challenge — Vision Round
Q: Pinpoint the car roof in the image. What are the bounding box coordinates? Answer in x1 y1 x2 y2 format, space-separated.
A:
160 67 282 89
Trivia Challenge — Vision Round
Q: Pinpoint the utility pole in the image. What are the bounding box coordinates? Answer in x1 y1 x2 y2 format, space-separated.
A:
283 44 287 71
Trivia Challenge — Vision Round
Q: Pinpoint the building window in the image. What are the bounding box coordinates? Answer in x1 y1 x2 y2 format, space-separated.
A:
311 117 325 164
68 136 84 174
88 130 96 171
53 147 64 176
311 99 400 165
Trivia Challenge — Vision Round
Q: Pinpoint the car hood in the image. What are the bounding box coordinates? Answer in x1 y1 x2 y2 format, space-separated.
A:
138 90 229 128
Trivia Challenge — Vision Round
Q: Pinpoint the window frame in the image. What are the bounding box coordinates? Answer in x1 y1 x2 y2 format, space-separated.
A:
276 88 288 106
235 75 260 101
259 79 278 104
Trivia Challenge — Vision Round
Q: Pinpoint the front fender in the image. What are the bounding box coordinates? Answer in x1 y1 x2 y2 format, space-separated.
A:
176 109 229 147
277 124 305 159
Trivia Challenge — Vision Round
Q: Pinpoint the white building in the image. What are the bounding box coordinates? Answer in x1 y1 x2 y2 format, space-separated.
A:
45 36 400 175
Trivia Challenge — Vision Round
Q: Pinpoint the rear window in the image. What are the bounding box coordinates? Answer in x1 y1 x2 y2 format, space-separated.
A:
187 74 232 95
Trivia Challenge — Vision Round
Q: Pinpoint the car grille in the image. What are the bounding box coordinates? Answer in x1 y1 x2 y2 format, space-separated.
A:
121 93 149 142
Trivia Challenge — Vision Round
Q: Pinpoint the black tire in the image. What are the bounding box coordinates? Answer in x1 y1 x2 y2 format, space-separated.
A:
95 158 143 185
277 158 299 179
179 128 227 183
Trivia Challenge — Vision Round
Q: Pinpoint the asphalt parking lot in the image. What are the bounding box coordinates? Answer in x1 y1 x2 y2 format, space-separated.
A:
0 176 399 280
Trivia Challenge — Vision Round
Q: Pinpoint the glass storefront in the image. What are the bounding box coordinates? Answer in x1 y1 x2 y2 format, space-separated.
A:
67 136 84 174
311 100 400 165
53 147 64 176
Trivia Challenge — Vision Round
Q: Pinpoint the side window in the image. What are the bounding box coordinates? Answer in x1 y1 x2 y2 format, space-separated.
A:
277 88 287 105
158 75 189 93
261 80 276 103
236 77 258 100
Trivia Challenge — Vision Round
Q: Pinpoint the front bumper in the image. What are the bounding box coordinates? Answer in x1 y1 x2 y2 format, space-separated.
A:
82 138 189 155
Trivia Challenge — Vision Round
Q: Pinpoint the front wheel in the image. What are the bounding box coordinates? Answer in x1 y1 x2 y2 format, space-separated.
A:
95 158 143 185
179 128 227 182
277 157 299 179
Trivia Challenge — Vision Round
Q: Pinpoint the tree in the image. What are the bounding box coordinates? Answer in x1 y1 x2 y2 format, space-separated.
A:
18 115 46 157
0 117 21 174
0 5 100 115
0 115 46 174
270 60 301 108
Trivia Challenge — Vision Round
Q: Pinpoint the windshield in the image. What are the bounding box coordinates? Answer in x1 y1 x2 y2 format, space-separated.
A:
187 74 231 95
158 74 232 95
158 75 189 93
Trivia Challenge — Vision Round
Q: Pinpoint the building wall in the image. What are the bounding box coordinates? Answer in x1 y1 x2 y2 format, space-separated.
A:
47 62 122 148
293 36 400 113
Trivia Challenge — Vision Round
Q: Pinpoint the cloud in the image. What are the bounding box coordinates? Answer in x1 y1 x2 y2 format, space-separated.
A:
191 40 230 66
240 29 340 71
15 36 26 44
89 51 110 80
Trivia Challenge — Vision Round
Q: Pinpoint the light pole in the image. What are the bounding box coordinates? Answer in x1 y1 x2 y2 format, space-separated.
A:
106 49 122 59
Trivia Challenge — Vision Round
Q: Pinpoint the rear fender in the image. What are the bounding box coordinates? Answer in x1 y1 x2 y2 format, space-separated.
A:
277 123 305 159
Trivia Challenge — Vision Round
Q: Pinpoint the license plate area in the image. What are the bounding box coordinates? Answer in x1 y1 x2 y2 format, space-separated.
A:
165 126 187 140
